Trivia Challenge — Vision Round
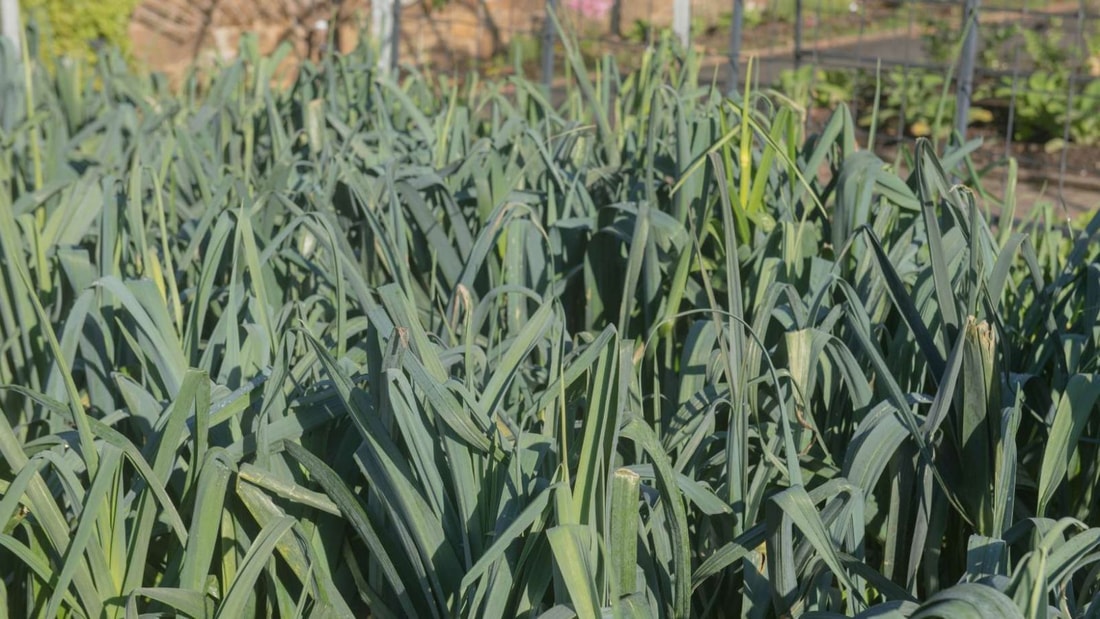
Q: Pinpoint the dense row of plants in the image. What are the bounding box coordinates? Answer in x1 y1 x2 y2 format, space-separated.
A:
2 25 1100 618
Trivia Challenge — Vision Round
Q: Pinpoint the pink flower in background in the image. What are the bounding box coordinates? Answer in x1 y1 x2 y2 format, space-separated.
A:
565 0 614 19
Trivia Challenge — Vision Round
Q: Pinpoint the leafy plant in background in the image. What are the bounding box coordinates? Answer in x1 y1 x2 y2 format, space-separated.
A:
977 23 1023 72
627 18 655 44
1069 79 1100 145
765 0 857 24
995 20 1100 147
926 19 1021 70
1020 17 1076 70
996 69 1100 147
2 17 1100 619
776 65 858 111
922 16 956 65
19 0 141 67
692 10 735 38
918 16 1100 146
949 16 1100 147
862 66 992 138
998 71 1073 145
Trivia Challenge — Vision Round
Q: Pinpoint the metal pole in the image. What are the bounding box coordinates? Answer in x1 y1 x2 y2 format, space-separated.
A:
673 0 691 50
729 0 744 90
610 0 623 37
542 0 556 91
954 0 980 142
1 0 20 51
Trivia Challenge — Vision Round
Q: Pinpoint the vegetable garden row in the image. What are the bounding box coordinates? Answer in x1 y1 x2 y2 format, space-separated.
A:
2 32 1100 618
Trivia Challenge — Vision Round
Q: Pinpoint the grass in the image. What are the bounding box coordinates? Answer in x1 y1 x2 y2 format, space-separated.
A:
1 21 1100 618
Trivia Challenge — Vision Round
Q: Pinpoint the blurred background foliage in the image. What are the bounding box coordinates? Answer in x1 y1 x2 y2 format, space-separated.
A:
19 0 140 66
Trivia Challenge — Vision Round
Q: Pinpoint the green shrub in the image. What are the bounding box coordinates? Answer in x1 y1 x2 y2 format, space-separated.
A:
776 65 858 110
20 0 140 65
994 21 1100 146
865 67 993 138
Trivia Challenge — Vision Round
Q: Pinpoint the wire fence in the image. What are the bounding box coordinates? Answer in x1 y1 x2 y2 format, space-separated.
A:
362 0 1098 211
785 0 1100 212
3 0 1097 210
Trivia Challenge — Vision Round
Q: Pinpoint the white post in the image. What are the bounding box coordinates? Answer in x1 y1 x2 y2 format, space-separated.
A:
1 0 20 51
372 0 399 73
672 0 690 50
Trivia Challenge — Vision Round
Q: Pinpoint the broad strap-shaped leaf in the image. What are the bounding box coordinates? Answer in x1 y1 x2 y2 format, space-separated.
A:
1037 374 1100 516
